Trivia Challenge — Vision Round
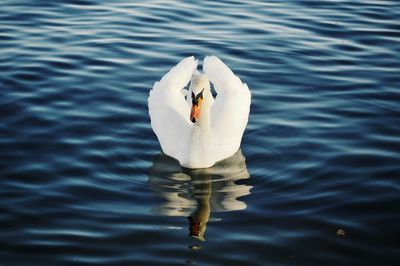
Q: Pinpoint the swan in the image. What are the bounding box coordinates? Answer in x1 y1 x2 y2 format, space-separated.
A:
148 56 251 168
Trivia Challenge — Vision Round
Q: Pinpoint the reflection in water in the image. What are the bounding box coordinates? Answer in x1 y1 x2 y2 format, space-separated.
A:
148 150 252 241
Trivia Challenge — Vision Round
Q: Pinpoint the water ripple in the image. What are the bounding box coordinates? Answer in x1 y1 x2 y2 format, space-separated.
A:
0 0 399 265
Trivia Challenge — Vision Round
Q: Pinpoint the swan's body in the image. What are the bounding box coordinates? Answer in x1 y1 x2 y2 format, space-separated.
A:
148 56 251 168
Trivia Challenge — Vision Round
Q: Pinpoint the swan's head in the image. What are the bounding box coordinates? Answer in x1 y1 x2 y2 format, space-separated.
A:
190 74 210 123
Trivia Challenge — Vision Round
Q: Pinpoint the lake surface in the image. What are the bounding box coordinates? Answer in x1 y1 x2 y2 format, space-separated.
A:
1 0 399 265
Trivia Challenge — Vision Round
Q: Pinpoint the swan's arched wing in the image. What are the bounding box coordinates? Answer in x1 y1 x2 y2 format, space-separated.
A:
148 56 197 161
203 56 251 162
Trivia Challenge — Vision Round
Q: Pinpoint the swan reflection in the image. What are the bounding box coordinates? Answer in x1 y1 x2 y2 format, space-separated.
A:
148 150 252 241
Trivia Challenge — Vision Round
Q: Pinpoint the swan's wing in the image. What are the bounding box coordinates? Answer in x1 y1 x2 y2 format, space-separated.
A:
203 56 251 162
148 56 198 161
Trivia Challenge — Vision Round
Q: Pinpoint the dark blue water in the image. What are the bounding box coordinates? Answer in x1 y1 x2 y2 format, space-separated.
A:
1 0 399 265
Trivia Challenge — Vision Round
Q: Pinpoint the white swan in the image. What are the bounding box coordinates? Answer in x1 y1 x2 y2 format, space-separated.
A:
148 56 251 168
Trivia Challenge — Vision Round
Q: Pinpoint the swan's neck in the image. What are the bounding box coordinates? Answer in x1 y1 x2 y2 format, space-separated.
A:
182 88 214 168
196 89 211 130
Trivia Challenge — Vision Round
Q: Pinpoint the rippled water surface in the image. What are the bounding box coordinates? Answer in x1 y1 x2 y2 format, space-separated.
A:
1 0 399 265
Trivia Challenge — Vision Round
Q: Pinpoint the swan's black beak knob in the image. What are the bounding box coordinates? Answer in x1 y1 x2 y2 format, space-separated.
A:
190 90 203 123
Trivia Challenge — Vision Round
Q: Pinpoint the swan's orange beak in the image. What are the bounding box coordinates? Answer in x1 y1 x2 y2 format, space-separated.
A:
190 98 202 123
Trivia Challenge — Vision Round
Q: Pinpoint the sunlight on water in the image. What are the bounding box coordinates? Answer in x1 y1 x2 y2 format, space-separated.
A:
0 0 399 265
149 150 252 241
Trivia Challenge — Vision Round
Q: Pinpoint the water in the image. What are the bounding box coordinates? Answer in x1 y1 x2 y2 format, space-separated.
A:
1 0 399 265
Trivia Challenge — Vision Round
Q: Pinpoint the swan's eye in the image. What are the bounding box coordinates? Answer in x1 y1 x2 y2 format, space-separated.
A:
192 93 198 105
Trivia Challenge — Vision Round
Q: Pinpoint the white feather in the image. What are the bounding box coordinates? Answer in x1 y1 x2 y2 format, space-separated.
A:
148 56 251 168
